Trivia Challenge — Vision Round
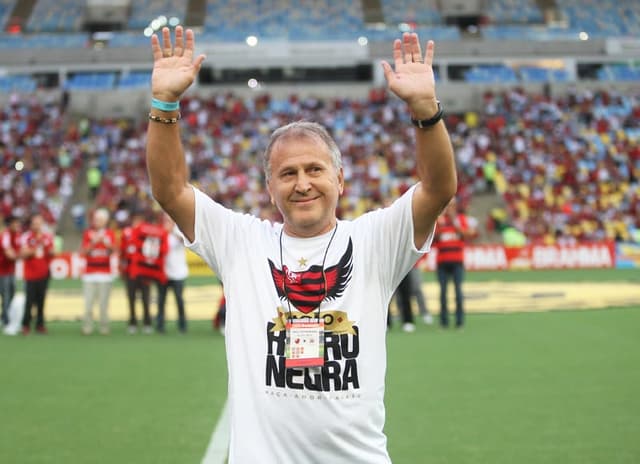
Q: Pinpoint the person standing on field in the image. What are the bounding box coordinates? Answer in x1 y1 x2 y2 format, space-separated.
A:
128 213 169 334
0 215 21 327
145 26 456 462
156 213 189 333
80 208 116 335
20 214 54 335
432 197 475 328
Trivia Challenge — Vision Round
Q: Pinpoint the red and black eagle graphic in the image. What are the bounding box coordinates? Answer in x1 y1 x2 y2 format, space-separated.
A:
269 239 353 314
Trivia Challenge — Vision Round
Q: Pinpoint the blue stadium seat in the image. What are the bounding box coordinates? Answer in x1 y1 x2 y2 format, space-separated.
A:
485 0 544 24
65 72 116 90
0 74 37 93
108 32 151 48
0 32 87 49
128 0 187 30
520 66 550 83
464 65 518 84
556 0 640 38
26 0 84 32
203 0 366 42
118 71 152 89
381 0 442 25
551 69 570 82
0 0 17 30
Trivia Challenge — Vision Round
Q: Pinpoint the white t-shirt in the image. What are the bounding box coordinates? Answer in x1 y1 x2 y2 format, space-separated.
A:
187 185 432 464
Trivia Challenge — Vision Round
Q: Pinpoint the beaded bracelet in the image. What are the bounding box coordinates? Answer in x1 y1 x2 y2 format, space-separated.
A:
148 112 181 124
151 97 180 112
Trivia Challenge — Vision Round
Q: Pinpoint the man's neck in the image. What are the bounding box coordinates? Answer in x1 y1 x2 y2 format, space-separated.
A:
283 220 337 238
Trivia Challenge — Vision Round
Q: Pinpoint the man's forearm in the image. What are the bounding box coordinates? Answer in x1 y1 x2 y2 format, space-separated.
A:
415 121 457 206
146 109 189 209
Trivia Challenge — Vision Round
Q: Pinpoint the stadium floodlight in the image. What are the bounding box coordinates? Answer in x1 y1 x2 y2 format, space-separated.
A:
357 36 368 46
579 31 589 41
15 160 24 171
398 22 411 32
247 78 259 89
246 35 258 47
144 27 154 37
169 17 180 27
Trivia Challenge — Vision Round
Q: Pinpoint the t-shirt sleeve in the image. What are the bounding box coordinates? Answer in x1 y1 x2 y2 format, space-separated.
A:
184 185 262 278
354 184 435 291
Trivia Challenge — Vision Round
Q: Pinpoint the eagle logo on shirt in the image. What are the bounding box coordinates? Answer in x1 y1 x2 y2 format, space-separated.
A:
268 239 353 314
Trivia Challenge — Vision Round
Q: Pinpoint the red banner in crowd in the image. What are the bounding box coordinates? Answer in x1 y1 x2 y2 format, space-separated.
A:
15 253 118 280
527 242 615 269
418 241 616 271
15 252 213 279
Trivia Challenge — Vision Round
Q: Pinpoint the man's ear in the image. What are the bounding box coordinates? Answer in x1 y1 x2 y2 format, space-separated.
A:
267 183 275 205
338 168 345 195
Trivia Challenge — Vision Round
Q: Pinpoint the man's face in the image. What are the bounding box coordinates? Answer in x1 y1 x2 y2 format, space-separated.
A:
267 135 344 238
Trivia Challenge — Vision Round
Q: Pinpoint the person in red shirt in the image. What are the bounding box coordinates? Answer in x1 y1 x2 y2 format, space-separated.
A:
20 214 54 335
80 208 116 335
0 215 22 326
119 211 140 333
126 212 168 334
120 211 146 334
432 198 475 329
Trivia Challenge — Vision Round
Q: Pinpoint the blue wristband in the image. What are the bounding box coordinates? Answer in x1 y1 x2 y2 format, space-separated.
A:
151 97 180 112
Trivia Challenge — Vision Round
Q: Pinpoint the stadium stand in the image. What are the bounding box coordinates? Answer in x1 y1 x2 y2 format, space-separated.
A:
0 93 82 226
117 70 152 89
0 74 37 93
0 0 16 29
380 0 442 25
202 0 366 41
0 31 86 48
556 0 640 38
127 0 187 30
463 65 519 84
0 0 637 250
80 86 636 248
484 0 544 24
25 0 84 32
64 72 117 91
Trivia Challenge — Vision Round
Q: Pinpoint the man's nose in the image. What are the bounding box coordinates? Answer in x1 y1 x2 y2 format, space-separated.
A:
294 173 312 193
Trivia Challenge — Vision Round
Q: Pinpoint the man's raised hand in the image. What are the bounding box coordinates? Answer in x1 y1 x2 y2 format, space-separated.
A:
150 26 206 103
381 32 438 120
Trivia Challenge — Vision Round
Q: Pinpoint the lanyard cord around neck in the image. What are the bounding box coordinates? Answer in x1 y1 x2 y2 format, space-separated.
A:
279 223 339 324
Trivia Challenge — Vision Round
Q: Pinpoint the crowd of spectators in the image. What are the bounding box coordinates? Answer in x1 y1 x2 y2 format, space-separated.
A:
450 87 639 244
94 89 427 229
0 92 81 230
1 86 638 247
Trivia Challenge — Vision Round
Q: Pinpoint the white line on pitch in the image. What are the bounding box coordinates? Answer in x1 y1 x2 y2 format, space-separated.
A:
201 399 230 464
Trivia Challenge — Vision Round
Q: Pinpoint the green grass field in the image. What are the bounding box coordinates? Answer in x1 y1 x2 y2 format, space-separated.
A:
1 269 638 463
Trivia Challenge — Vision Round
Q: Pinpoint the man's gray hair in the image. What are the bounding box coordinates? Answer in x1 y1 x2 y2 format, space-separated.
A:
263 121 342 180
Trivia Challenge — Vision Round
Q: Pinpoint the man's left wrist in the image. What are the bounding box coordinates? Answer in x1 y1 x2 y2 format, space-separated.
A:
411 101 443 129
409 98 439 120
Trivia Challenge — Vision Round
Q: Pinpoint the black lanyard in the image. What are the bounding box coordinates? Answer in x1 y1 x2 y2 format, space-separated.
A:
278 223 338 324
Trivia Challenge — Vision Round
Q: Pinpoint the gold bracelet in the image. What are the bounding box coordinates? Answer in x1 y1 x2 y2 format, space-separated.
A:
148 112 181 124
